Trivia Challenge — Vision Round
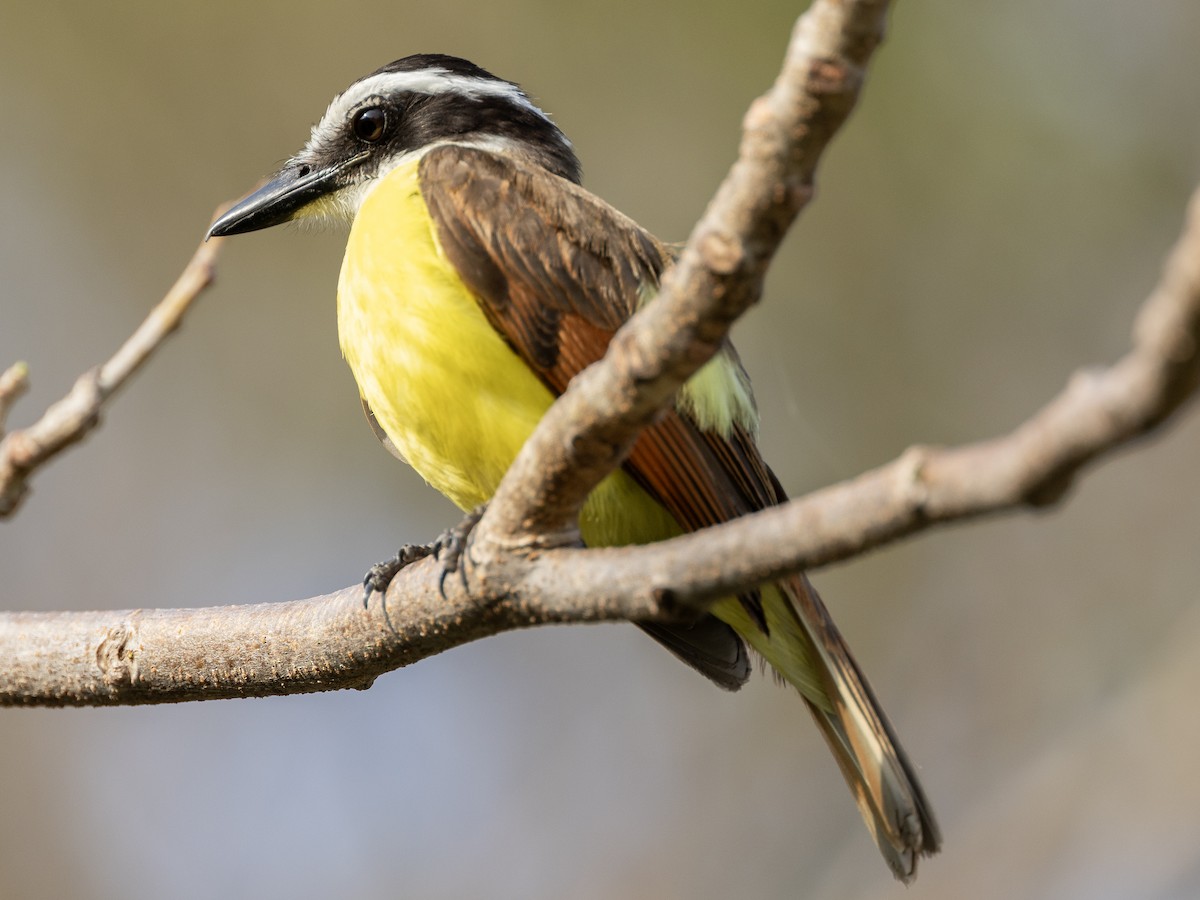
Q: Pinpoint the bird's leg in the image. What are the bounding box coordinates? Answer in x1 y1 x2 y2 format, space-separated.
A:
361 504 487 607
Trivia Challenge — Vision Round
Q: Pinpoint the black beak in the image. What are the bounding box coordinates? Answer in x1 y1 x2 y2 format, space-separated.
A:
207 152 368 238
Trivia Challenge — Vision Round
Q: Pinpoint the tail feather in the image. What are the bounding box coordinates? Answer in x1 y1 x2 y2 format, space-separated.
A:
714 573 941 883
636 616 751 692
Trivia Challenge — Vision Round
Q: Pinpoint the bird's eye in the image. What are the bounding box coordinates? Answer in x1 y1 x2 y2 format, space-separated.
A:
352 107 387 143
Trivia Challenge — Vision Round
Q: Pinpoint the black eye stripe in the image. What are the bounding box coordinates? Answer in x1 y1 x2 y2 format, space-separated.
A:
351 107 387 143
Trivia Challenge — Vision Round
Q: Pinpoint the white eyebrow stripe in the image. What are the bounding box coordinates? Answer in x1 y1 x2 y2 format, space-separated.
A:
310 68 544 146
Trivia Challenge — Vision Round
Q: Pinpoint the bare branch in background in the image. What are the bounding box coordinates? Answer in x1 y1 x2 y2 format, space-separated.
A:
0 223 227 518
0 362 30 438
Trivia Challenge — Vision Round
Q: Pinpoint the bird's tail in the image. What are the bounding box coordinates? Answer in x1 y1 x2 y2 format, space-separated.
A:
713 574 941 883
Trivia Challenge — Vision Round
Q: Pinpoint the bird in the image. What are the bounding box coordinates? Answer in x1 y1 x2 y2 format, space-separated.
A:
207 53 940 880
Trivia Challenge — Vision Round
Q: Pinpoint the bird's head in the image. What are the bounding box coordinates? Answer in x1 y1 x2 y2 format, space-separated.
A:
208 54 580 237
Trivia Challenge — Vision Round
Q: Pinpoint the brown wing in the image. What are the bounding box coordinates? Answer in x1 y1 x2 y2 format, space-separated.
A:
420 146 776 526
421 146 766 684
419 146 657 385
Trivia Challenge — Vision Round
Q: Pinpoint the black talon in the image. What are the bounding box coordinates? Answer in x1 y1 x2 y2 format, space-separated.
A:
434 504 486 599
362 543 436 607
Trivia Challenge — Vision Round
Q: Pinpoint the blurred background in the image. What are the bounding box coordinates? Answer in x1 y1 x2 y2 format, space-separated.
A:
2 2 1199 898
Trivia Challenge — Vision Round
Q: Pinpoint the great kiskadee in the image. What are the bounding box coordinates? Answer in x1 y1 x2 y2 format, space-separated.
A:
208 54 939 880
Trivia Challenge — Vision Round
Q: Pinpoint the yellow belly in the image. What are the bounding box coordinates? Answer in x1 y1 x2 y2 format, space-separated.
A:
337 158 680 548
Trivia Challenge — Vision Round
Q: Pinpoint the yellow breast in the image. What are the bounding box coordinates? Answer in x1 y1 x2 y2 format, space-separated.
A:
337 158 554 511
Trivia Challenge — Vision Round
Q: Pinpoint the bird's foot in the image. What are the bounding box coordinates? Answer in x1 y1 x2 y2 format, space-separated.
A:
361 504 487 608
362 544 435 607
434 504 486 599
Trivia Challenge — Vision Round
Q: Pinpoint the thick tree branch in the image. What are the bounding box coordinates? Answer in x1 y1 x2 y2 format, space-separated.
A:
0 225 226 517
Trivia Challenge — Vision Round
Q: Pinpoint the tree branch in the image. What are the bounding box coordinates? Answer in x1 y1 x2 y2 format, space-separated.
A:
0 361 29 438
0 225 226 517
524 185 1200 596
483 0 890 545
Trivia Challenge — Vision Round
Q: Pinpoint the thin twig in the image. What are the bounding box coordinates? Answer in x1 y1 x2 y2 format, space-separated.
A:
0 361 29 438
0 221 227 517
